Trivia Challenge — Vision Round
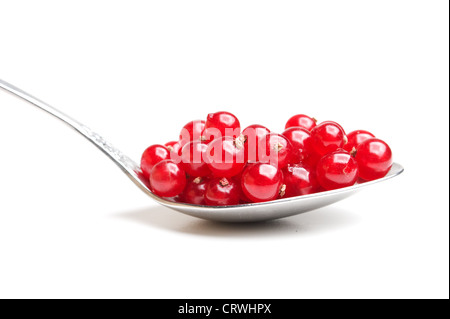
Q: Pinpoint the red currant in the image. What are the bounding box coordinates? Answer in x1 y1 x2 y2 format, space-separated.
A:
283 164 320 197
241 163 284 203
205 137 246 178
302 150 323 170
242 124 271 162
355 138 393 181
316 151 358 190
343 130 375 152
285 114 317 131
201 111 241 144
179 120 206 147
180 140 211 177
310 121 347 156
281 127 313 164
140 144 171 179
205 177 240 206
231 166 252 204
258 133 294 169
180 177 208 205
150 160 187 197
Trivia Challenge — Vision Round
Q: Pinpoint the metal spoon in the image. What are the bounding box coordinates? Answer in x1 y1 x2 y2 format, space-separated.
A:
0 79 404 222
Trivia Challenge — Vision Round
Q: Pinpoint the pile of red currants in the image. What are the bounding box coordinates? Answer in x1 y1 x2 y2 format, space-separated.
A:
141 112 393 206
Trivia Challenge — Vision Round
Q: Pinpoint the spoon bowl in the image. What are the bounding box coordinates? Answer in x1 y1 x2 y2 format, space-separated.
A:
143 163 403 222
0 79 404 222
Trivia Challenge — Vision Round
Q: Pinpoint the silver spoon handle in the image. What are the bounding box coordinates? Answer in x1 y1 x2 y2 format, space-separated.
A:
0 78 140 176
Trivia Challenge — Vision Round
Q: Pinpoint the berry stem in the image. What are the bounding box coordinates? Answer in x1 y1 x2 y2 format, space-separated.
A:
279 184 286 198
219 178 230 187
234 134 247 150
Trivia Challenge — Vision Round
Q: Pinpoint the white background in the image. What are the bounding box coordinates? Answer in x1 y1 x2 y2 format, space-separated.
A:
0 1 448 299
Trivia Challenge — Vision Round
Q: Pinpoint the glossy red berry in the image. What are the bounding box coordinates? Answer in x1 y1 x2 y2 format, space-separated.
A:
285 114 317 131
165 141 182 161
140 144 171 179
241 163 283 203
302 150 323 170
311 121 347 156
231 166 252 204
258 133 294 169
201 111 241 144
205 137 246 178
150 160 187 197
179 120 206 147
355 138 393 181
242 124 271 162
180 177 208 205
283 164 320 197
343 130 375 152
205 177 240 206
316 151 358 190
281 127 313 164
180 141 211 177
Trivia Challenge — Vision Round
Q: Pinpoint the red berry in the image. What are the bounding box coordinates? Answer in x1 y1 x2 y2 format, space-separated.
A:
180 141 211 177
179 120 206 147
323 121 347 135
150 160 187 197
242 124 271 162
343 130 375 152
281 127 313 164
285 114 317 131
140 144 171 179
302 150 323 170
311 121 347 156
205 137 246 178
201 111 241 144
165 141 182 161
355 138 393 181
180 177 208 205
316 151 358 190
258 133 294 169
205 177 240 206
241 163 283 203
283 164 320 197
231 166 252 204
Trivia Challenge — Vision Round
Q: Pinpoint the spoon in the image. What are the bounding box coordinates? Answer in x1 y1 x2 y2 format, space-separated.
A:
0 79 404 222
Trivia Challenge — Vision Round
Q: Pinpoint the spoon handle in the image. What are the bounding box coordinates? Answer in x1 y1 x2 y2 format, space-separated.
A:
0 78 143 183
